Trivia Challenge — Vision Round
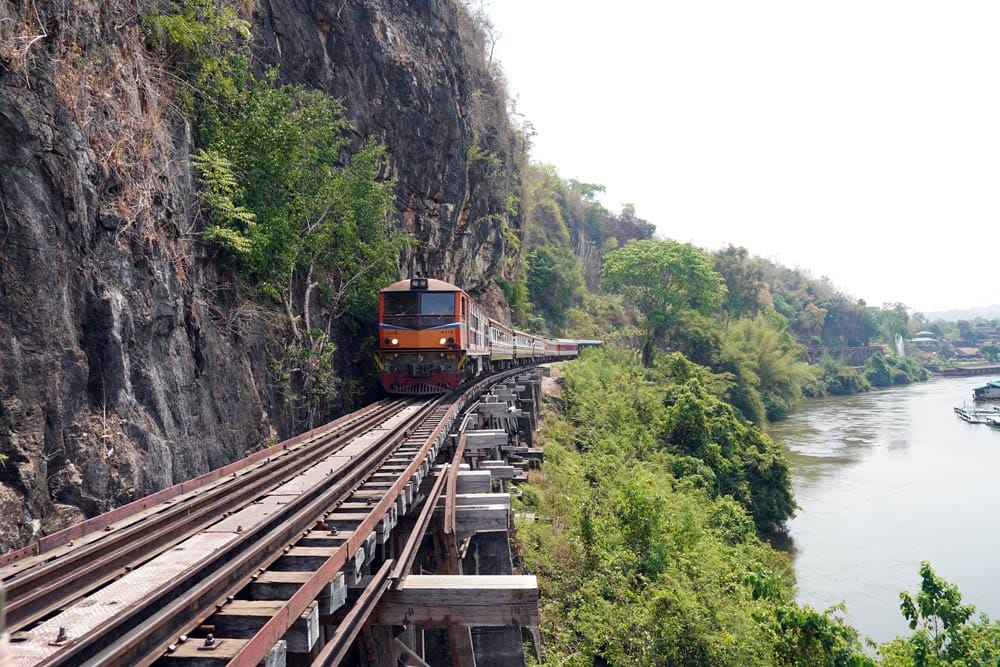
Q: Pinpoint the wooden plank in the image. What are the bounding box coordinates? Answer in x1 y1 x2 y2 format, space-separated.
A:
476 403 516 417
433 505 508 534
372 576 538 627
481 465 515 480
317 572 347 615
269 545 338 572
245 571 311 600
160 637 250 666
452 493 510 508
456 471 492 494
465 431 507 449
211 601 319 653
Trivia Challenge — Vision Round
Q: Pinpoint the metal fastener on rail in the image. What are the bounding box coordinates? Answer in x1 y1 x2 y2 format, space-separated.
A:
49 626 68 647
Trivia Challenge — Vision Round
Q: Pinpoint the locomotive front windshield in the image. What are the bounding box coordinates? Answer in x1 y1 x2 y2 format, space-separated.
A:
384 291 456 329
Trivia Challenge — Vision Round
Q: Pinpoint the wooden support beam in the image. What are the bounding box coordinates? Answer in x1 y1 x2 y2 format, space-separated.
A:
452 493 510 508
317 572 347 615
465 431 508 449
456 471 492 494
160 638 287 666
393 637 431 667
245 570 312 600
476 403 519 417
270 546 338 571
433 505 509 534
372 575 539 627
480 464 515 480
211 601 319 654
159 638 250 667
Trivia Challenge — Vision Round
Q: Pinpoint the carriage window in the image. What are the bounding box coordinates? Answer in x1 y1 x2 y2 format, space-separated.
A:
384 292 419 315
421 292 455 315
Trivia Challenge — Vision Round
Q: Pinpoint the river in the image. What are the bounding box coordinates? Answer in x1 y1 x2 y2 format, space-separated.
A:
768 376 1000 644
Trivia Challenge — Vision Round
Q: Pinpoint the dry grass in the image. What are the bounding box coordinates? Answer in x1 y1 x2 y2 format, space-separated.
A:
53 23 175 243
0 1 48 78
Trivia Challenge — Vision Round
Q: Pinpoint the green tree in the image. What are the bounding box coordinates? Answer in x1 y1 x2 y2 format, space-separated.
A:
721 316 812 422
874 303 910 346
602 240 726 365
712 245 769 318
879 562 1000 666
526 245 584 330
197 78 400 330
660 374 795 530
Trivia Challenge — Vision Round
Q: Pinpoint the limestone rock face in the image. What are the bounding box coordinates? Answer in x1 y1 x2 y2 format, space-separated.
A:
254 0 521 298
0 0 519 550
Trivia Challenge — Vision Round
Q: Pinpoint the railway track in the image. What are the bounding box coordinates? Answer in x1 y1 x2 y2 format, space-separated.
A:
4 368 532 666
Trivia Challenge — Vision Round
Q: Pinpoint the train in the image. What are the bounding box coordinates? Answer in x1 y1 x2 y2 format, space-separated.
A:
374 277 601 394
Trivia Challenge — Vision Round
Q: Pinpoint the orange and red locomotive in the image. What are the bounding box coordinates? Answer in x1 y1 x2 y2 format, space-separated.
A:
375 278 598 394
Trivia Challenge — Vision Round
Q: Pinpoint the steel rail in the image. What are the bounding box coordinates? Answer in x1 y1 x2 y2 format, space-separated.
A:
4 398 414 632
43 397 448 666
224 367 530 667
314 560 395 667
0 398 398 570
223 396 455 667
390 464 448 585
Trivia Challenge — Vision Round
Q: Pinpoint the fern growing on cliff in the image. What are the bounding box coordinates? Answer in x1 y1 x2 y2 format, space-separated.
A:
191 149 256 256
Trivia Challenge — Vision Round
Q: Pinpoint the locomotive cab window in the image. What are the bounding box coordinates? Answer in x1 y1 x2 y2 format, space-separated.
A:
421 292 455 315
384 292 419 315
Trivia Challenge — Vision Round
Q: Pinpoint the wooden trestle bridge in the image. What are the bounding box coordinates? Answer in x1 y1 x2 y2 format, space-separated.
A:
1 368 548 667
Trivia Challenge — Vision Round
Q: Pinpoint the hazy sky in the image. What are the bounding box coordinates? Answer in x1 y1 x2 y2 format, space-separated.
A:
485 1 1000 314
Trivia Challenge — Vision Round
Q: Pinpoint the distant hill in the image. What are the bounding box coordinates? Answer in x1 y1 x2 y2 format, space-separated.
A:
924 305 1000 322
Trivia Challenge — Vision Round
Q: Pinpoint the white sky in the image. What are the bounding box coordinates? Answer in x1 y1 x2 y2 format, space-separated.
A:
485 1 1000 314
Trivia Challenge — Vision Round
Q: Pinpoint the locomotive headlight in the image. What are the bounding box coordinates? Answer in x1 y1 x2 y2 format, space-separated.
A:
439 337 448 345
448 337 455 344
391 338 399 345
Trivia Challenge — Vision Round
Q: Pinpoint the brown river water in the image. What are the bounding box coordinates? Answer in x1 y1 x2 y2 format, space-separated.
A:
768 376 1000 644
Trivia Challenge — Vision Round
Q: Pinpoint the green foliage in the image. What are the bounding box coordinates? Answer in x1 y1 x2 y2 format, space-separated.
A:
659 370 795 531
149 1 401 322
190 149 257 256
713 245 769 318
562 291 643 346
526 245 584 330
518 348 869 666
878 562 1000 666
805 357 872 397
602 240 726 365
755 260 880 348
772 604 876 667
272 330 339 429
466 130 501 173
143 0 252 109
865 354 929 388
494 276 533 325
147 0 401 427
720 316 812 422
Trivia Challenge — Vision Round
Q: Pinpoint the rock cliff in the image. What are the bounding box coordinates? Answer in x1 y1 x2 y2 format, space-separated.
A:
0 0 521 550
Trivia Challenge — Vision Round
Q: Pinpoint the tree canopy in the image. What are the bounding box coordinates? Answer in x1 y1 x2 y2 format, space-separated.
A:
601 240 726 364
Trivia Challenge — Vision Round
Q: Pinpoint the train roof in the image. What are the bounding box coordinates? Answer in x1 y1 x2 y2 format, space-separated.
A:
381 278 461 292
